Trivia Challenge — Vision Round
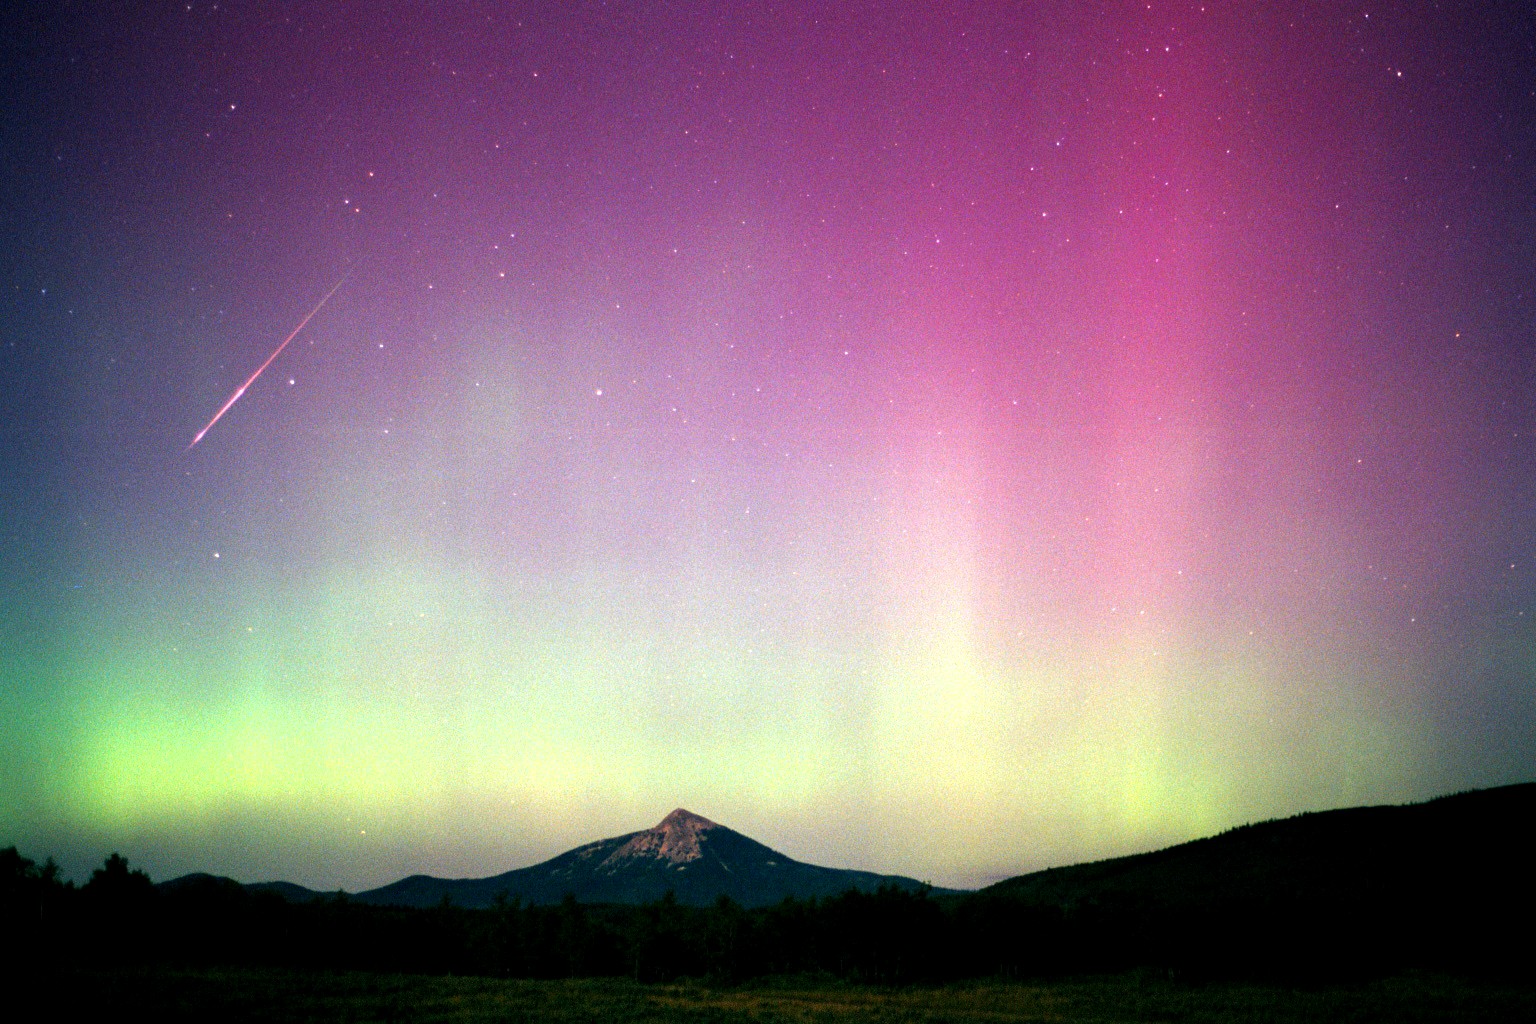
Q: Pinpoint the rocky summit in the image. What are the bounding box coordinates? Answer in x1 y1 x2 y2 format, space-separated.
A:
603 808 717 865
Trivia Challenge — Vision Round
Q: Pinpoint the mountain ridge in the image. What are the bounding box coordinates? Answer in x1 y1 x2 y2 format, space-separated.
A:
155 783 1535 918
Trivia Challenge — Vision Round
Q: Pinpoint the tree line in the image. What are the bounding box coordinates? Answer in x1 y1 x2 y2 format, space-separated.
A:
2 846 1528 984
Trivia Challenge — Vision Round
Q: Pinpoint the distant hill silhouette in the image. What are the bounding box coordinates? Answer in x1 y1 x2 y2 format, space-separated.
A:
980 782 1534 915
245 880 327 902
350 808 938 908
155 873 324 902
960 782 1536 976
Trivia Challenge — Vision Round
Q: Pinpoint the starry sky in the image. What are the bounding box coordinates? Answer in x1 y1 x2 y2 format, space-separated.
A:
3 1 1534 891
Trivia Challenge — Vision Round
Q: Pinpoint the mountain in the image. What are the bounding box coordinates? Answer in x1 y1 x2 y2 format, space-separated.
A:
245 880 327 902
977 782 1535 917
354 808 940 909
962 782 1536 975
156 872 326 902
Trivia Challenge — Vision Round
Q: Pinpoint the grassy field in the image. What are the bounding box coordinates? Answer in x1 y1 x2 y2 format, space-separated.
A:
41 967 1535 1023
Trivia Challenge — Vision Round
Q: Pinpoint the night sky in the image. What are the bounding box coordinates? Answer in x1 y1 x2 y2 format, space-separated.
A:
3 1 1534 891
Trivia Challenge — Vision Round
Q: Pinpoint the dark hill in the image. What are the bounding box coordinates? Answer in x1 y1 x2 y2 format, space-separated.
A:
354 808 941 909
982 782 1534 911
245 880 326 902
969 782 1535 975
157 873 325 902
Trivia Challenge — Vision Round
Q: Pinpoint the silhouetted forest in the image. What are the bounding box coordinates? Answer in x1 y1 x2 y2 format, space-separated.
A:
3 841 1531 985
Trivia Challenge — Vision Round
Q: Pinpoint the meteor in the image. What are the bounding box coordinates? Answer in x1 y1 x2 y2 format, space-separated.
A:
188 272 350 449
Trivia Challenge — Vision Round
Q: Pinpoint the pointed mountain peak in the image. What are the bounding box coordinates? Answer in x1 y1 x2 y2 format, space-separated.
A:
657 808 717 831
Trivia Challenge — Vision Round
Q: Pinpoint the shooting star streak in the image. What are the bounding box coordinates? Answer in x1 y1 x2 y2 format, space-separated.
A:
188 272 350 449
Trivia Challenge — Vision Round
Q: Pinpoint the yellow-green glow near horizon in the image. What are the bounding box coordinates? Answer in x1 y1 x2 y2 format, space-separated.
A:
25 535 1433 887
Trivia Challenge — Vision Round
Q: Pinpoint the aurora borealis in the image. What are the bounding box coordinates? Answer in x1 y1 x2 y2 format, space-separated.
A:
2 1 1534 891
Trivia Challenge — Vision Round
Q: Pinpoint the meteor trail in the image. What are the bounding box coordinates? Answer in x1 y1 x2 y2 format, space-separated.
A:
188 272 350 449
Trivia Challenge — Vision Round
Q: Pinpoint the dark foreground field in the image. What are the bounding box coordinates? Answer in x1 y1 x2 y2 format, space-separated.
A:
41 967 1536 1023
